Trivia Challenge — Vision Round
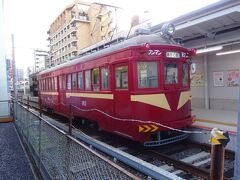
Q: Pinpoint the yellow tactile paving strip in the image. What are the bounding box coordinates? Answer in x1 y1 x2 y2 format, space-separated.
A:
195 119 237 127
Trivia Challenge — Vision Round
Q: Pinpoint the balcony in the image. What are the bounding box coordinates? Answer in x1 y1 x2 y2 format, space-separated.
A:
71 16 90 23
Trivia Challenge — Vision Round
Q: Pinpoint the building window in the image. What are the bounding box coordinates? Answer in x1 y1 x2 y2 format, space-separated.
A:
67 74 71 90
115 66 128 89
85 70 91 90
101 67 109 90
92 68 99 91
78 72 83 89
71 11 75 19
182 63 189 87
137 62 158 88
72 73 77 89
164 63 178 84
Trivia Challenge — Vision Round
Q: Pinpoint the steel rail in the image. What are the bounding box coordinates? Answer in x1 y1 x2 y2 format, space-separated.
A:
183 140 235 159
148 150 212 180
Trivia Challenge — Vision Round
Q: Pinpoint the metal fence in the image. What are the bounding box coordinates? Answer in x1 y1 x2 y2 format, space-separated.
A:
14 102 137 180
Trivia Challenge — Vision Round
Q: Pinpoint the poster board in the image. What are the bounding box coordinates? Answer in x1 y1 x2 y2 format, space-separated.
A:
190 73 204 87
213 71 224 87
227 70 240 87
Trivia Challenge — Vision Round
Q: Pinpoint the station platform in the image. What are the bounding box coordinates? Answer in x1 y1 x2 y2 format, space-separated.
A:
192 108 238 134
0 122 34 180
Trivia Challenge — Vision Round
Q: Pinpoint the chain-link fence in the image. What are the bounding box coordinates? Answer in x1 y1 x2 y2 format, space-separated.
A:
14 102 137 180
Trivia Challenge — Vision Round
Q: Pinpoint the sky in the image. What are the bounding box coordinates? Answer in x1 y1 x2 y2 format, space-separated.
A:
4 0 220 73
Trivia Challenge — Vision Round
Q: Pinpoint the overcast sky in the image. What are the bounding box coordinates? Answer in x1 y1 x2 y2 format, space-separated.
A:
4 0 220 71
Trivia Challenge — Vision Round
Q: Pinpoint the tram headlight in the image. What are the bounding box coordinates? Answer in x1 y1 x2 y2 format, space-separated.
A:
161 23 175 38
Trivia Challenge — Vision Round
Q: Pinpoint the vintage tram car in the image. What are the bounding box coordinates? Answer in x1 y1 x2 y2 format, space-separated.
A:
38 24 196 146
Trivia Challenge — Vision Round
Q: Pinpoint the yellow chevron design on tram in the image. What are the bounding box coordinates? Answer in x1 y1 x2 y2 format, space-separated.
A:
177 91 191 110
131 93 171 111
139 125 158 133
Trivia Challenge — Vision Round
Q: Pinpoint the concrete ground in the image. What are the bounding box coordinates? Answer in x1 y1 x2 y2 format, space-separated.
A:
192 108 238 133
0 123 34 180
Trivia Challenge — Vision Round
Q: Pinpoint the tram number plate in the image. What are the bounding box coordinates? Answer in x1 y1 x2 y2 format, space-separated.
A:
166 51 180 58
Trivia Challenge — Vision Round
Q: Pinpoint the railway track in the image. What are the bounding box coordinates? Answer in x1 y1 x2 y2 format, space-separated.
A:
79 129 235 180
18 98 235 179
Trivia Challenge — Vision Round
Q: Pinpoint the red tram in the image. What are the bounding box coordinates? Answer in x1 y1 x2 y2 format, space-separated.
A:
38 24 196 146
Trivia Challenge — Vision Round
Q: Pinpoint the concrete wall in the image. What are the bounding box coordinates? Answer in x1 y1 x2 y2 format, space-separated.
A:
191 45 240 111
0 0 10 117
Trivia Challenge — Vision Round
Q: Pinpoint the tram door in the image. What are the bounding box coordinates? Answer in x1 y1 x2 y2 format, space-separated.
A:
114 64 131 118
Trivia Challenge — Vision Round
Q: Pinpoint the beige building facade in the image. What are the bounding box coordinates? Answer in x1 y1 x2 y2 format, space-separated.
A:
48 1 113 66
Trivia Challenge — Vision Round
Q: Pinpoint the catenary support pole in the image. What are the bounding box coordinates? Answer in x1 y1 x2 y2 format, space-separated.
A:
204 53 209 109
12 34 17 99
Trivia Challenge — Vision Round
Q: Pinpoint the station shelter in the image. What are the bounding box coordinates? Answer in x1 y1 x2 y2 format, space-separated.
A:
151 0 240 178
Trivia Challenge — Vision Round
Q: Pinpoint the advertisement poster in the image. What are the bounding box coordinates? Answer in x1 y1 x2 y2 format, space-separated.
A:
190 73 204 87
213 71 224 87
227 70 240 87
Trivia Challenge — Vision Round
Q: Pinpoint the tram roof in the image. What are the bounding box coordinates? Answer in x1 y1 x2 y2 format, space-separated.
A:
39 34 182 75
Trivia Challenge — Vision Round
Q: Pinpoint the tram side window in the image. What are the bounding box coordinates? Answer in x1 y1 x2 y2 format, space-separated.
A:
85 70 91 90
72 73 77 90
46 79 49 90
52 77 55 90
101 67 109 90
115 66 128 89
137 62 158 88
59 76 62 90
54 77 58 90
67 74 71 90
164 63 178 84
62 75 66 90
39 80 41 91
92 68 99 91
78 72 83 89
48 78 51 90
44 79 46 91
182 63 189 87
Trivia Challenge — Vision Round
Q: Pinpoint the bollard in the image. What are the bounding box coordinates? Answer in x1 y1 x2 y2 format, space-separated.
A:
209 128 230 180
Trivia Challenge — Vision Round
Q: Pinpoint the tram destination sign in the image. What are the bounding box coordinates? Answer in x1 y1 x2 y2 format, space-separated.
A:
166 51 180 58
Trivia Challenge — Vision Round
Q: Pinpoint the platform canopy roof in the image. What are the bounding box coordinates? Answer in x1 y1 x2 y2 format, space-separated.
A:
151 0 240 49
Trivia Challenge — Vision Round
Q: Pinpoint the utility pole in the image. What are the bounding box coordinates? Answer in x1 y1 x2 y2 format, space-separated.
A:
12 34 17 99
